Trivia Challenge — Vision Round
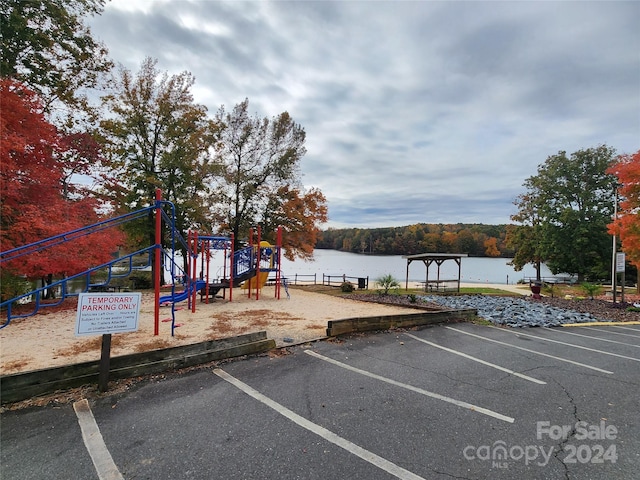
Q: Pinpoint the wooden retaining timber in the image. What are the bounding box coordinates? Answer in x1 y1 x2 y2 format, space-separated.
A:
1 331 275 405
326 309 478 337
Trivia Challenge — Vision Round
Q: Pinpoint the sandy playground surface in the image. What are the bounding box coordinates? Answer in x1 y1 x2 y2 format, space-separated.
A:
0 286 423 376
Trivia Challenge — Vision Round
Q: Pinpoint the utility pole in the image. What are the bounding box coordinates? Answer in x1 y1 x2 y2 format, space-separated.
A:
611 188 618 304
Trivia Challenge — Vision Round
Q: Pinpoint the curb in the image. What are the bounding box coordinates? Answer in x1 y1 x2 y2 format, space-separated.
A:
561 321 640 327
326 309 478 336
1 331 275 405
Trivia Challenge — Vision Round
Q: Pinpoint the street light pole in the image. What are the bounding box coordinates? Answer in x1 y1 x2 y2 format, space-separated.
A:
611 188 618 304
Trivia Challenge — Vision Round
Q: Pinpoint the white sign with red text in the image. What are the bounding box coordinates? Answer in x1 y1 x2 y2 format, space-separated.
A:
75 292 141 336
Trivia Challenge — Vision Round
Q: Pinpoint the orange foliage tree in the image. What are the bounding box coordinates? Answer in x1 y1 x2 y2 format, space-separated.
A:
262 186 328 261
607 150 640 291
484 237 501 257
0 79 124 297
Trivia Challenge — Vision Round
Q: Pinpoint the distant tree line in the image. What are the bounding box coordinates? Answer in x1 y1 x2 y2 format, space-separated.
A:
317 224 514 257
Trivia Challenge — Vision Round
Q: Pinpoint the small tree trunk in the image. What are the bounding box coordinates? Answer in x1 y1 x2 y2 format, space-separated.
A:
48 274 55 298
41 274 55 299
41 276 49 300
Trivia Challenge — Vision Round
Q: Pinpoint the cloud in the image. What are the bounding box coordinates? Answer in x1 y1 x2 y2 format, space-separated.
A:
88 0 640 228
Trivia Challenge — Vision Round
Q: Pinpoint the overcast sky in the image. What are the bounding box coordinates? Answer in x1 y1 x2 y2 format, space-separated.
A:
88 0 639 228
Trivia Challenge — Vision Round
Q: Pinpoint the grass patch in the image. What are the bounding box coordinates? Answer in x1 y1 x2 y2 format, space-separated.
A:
459 287 517 295
293 284 521 297
293 285 347 297
471 317 493 326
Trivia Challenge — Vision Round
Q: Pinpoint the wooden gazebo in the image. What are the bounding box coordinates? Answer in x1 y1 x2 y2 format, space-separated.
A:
403 253 468 292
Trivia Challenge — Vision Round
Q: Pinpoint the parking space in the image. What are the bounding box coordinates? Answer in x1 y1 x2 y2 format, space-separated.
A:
2 323 639 479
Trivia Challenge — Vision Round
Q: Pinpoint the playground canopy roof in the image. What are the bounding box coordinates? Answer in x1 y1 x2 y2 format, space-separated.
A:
402 253 468 292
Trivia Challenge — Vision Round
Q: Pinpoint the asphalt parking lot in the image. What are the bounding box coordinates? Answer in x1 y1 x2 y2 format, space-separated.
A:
2 322 639 479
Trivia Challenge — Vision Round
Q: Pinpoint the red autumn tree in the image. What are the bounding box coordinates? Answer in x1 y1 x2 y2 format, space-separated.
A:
0 80 61 223
607 150 640 291
0 79 124 296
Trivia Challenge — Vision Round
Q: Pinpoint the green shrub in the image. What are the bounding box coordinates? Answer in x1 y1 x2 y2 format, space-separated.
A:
542 283 559 298
580 282 602 300
129 272 153 290
408 293 417 303
0 271 31 302
375 273 400 295
340 281 354 293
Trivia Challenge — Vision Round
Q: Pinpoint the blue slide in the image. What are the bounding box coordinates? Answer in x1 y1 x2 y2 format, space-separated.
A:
159 280 207 305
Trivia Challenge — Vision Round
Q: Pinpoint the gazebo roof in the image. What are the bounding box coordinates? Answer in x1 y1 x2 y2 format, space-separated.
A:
403 253 468 261
403 253 468 292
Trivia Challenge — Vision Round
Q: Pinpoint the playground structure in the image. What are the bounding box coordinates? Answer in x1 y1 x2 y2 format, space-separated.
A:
158 227 285 335
0 190 284 336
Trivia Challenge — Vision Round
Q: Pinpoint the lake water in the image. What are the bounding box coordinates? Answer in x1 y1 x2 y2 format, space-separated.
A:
46 249 565 298
279 249 564 285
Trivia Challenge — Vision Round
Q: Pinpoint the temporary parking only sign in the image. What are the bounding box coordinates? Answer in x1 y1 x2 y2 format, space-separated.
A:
75 292 141 336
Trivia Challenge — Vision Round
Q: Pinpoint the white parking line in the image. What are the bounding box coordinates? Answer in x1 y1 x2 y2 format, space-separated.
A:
73 399 124 480
490 326 640 362
543 328 640 348
404 333 546 384
304 350 514 423
213 368 427 480
582 326 640 338
445 327 613 374
611 325 640 335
